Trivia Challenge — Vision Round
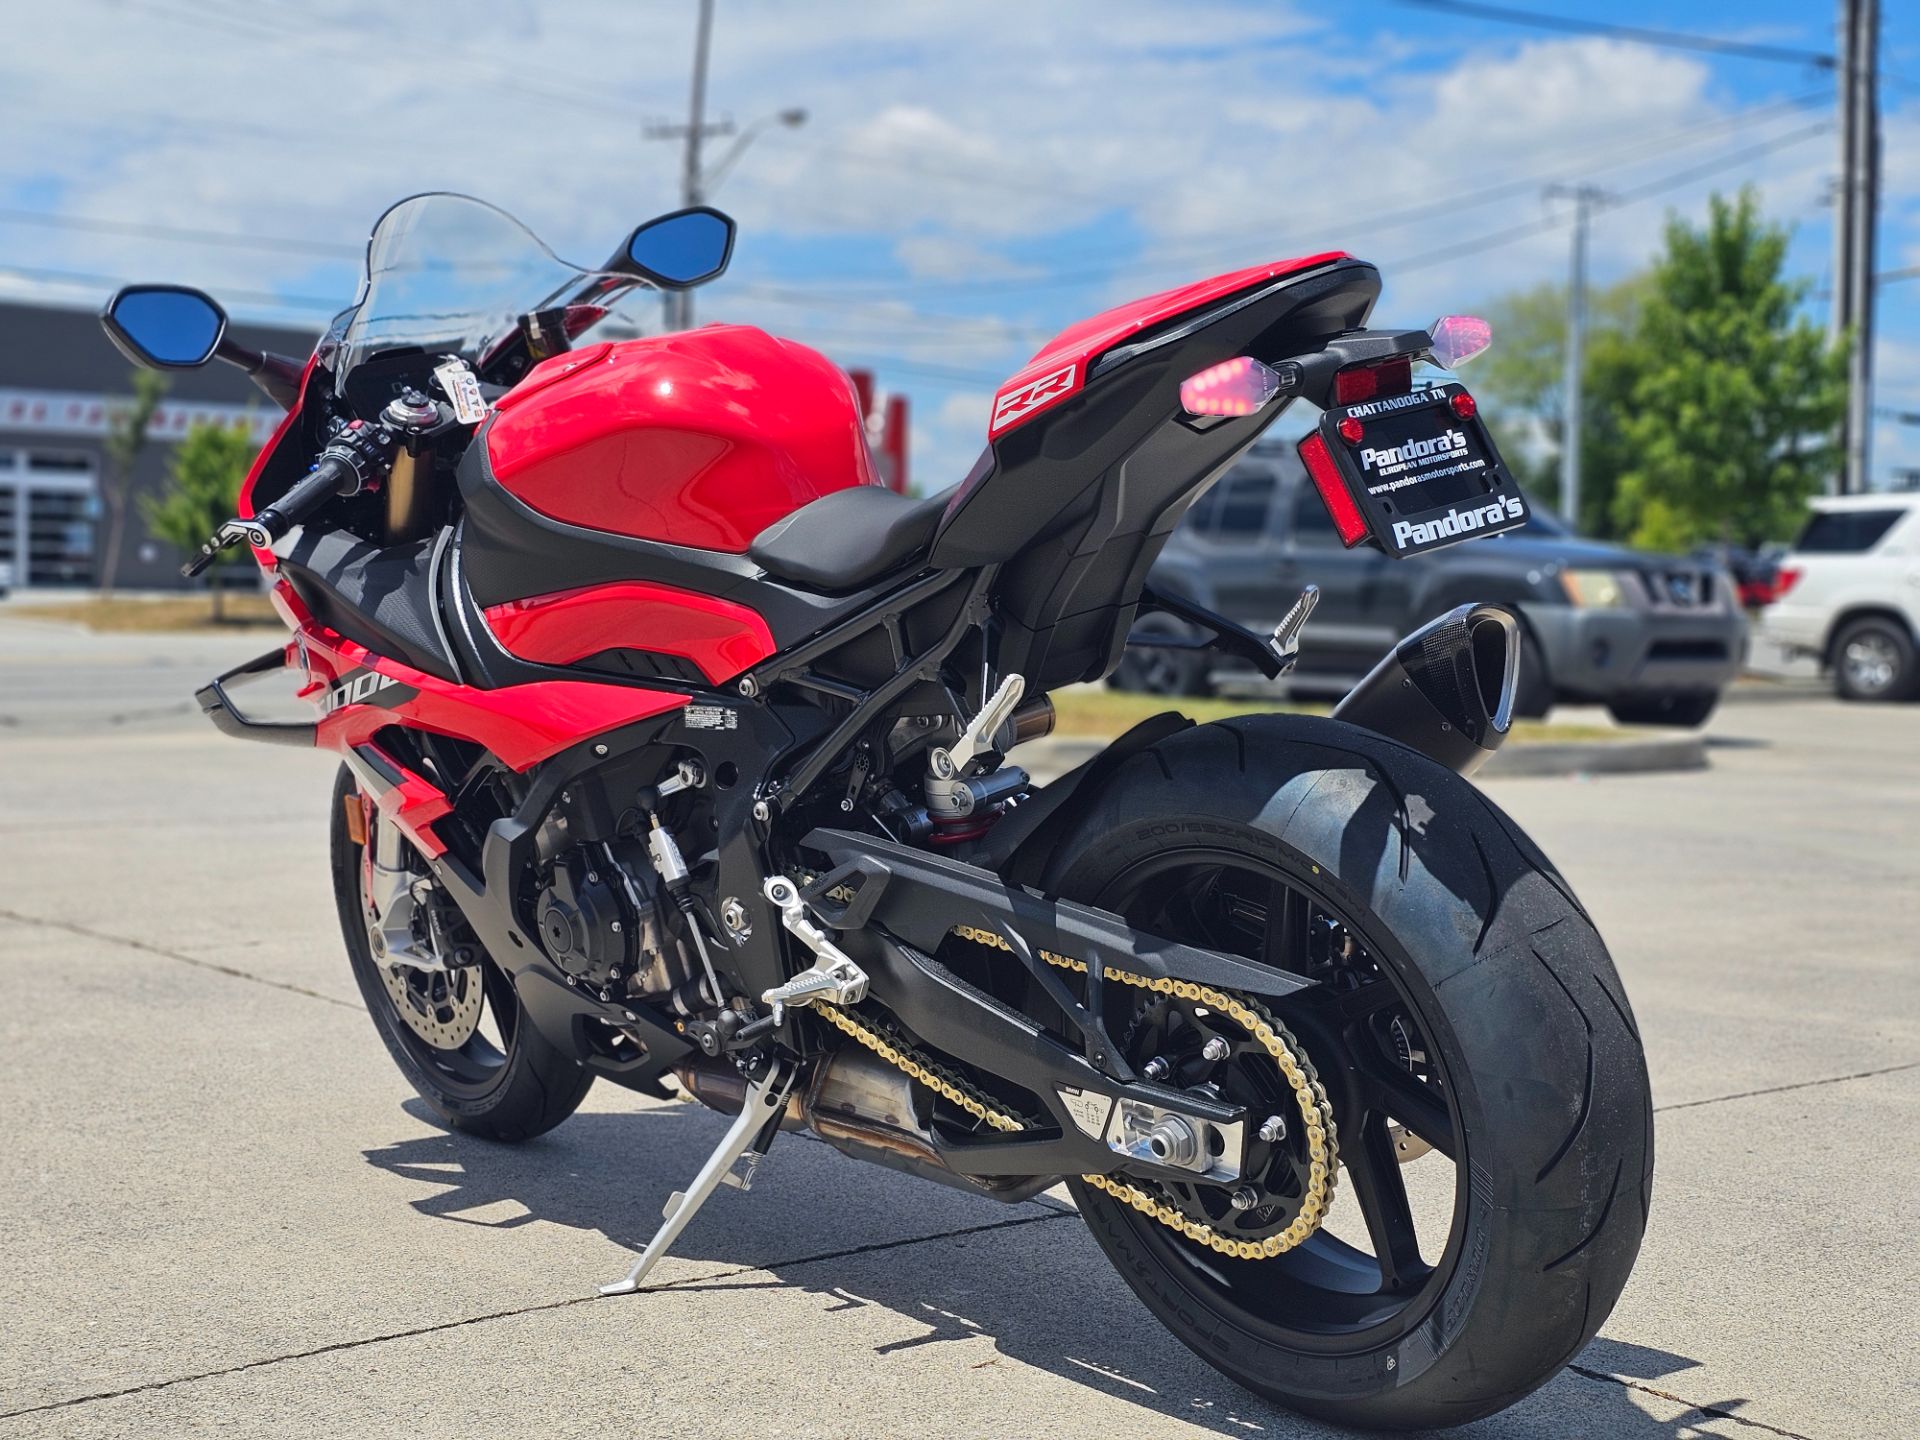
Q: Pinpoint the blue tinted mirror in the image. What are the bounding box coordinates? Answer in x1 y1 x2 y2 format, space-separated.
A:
626 208 735 289
103 286 227 368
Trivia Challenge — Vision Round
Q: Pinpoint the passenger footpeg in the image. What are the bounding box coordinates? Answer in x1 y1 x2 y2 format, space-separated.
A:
758 875 868 1021
599 1059 796 1296
1269 585 1320 669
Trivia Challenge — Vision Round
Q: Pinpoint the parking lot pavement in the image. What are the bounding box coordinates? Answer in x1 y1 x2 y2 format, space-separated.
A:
3 617 1915 1438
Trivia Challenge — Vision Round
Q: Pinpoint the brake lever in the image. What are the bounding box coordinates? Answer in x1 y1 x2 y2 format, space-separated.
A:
180 518 272 579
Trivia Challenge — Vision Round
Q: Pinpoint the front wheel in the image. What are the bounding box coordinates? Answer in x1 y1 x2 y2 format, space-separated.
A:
1040 716 1652 1430
330 765 592 1142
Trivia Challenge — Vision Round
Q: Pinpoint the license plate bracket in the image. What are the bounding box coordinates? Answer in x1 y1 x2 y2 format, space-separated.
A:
1304 382 1528 557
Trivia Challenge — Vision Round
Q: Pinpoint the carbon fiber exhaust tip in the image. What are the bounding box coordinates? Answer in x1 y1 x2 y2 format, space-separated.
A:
1330 603 1520 776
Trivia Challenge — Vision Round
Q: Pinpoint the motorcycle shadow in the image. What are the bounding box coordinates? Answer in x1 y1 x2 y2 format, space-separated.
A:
363 1100 1724 1440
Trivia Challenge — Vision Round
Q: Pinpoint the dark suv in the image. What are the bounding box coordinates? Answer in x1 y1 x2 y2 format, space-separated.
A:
1121 445 1748 726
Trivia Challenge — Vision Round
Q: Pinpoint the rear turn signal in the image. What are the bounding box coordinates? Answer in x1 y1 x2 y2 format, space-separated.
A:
1180 356 1285 417
1298 433 1369 547
1773 566 1802 600
1427 314 1493 370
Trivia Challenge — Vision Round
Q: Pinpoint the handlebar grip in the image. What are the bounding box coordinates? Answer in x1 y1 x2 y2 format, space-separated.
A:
252 453 356 541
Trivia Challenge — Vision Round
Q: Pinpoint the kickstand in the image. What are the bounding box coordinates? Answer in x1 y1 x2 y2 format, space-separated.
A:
598 1060 795 1296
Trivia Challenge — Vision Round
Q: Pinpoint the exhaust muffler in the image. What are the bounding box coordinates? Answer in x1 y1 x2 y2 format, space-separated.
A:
674 1047 1043 1200
1331 603 1520 776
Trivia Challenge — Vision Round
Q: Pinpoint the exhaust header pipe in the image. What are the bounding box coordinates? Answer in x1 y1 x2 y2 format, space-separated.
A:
1331 603 1520 776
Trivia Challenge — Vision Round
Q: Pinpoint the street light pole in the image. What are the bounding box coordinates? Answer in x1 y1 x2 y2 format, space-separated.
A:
1547 183 1609 528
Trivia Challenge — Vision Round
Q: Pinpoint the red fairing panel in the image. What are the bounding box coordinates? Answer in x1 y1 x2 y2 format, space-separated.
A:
986 252 1349 438
356 740 456 858
237 352 322 570
485 326 881 551
483 581 776 684
278 587 687 780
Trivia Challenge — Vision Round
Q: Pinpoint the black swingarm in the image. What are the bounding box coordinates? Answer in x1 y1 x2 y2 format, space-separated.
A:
796 829 1313 1182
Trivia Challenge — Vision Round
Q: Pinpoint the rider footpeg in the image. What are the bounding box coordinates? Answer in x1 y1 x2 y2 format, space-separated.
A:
759 876 869 1019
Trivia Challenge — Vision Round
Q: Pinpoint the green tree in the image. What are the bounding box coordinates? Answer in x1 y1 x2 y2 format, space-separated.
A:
99 369 167 595
1611 189 1845 550
141 418 255 619
1472 275 1647 538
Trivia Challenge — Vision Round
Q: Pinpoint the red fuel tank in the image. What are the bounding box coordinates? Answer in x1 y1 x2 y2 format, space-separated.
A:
484 326 881 552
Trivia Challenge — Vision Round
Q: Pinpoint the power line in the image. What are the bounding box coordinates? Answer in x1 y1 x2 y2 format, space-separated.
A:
0 261 342 314
773 103 1834 304
1381 120 1831 273
0 206 361 258
760 90 1826 298
1386 0 1836 69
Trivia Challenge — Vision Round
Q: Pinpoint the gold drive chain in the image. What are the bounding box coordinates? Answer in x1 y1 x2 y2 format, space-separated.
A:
813 925 1339 1260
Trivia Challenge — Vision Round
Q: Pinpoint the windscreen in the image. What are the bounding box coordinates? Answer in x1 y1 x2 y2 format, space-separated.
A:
322 193 604 396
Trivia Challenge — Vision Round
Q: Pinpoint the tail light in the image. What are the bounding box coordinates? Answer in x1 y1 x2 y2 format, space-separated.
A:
1298 433 1370 547
1333 355 1411 405
1772 566 1802 601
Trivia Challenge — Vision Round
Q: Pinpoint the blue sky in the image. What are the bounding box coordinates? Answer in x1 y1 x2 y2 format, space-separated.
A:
1 0 1914 491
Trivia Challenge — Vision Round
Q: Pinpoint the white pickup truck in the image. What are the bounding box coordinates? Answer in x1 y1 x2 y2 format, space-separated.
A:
1761 494 1920 700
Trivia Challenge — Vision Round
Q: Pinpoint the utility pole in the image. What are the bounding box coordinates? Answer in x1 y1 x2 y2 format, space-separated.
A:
1843 0 1880 495
1546 184 1609 527
1831 0 1855 357
647 0 732 331
644 0 805 332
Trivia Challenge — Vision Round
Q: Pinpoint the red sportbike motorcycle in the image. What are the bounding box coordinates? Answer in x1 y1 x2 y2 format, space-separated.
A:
103 194 1650 1430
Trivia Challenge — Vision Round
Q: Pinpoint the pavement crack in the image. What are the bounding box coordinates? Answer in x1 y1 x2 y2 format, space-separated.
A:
0 1210 1074 1420
1654 1058 1920 1114
1566 1364 1814 1439
0 908 358 1011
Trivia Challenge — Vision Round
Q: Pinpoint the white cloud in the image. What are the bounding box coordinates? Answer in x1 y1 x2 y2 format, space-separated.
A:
3 2 1911 490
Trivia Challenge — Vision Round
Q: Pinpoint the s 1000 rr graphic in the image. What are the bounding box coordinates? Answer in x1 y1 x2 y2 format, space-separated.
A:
101 191 1649 1432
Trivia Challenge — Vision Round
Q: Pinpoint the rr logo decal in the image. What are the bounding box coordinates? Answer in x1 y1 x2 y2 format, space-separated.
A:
989 362 1079 436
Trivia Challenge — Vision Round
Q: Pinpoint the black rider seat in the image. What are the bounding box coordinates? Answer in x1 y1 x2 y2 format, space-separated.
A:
749 484 948 593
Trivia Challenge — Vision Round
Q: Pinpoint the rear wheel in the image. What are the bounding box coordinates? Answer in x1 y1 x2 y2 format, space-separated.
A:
330 765 592 1141
1831 617 1918 702
1041 716 1652 1430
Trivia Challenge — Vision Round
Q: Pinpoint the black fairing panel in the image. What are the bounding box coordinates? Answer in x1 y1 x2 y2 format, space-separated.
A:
280 528 459 683
933 260 1381 690
454 435 926 650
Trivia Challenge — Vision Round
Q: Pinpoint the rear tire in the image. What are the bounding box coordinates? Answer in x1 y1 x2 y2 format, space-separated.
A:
330 765 593 1142
1607 690 1719 728
1040 716 1652 1431
1831 617 1918 702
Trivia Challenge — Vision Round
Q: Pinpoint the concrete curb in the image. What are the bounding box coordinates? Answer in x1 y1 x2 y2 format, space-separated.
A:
1018 730 1707 782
